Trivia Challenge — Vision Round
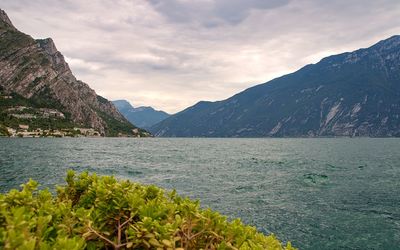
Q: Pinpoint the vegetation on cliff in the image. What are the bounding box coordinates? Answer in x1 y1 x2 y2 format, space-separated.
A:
0 171 295 249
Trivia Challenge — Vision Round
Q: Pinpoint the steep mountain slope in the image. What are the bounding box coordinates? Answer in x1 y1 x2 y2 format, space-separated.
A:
0 9 147 136
113 100 170 128
151 35 400 137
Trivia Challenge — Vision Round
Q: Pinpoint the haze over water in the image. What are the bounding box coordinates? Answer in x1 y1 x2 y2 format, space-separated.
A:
1 138 399 249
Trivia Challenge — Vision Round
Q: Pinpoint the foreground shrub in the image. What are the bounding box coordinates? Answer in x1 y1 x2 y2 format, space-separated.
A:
0 171 296 249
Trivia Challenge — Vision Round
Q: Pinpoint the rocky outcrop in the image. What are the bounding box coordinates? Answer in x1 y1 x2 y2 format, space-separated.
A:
0 9 14 29
0 9 145 136
151 35 400 137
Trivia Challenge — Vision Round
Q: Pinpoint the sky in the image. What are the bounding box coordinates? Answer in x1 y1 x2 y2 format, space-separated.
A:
2 0 400 113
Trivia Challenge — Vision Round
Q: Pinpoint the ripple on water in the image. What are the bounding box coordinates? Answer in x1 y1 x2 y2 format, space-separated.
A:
302 173 329 185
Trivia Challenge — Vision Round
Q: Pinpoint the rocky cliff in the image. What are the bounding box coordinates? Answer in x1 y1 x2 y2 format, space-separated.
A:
0 9 147 136
151 35 400 137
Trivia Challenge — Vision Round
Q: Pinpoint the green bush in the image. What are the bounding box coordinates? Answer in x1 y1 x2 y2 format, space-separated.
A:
0 124 9 136
0 171 296 250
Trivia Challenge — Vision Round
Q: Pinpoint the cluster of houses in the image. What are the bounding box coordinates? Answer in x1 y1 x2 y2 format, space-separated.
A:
5 125 101 138
1 103 103 137
73 128 101 137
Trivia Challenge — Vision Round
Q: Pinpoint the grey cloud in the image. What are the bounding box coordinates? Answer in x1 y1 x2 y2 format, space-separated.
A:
148 0 198 23
148 0 291 26
2 0 78 12
213 0 290 24
65 46 200 74
82 17 125 32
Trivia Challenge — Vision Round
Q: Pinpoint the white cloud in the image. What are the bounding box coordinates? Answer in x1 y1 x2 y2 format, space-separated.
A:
65 57 105 72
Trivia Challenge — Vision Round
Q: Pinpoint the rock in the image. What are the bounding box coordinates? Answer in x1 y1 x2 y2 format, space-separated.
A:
0 9 15 29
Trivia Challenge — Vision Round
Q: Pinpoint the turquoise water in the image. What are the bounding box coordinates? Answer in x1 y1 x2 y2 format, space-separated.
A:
0 138 399 249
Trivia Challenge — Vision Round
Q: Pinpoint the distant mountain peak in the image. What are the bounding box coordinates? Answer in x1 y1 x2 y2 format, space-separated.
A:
113 100 169 114
113 100 170 129
373 35 400 50
113 99 135 110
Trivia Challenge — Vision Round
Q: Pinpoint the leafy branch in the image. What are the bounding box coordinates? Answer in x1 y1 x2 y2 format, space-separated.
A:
0 171 296 250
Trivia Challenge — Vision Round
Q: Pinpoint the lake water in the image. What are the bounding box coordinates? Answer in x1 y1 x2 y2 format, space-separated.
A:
0 138 399 249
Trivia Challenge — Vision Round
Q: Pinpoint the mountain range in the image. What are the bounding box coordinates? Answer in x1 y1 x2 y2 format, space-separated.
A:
2 8 399 138
113 100 170 129
150 35 400 137
0 9 148 137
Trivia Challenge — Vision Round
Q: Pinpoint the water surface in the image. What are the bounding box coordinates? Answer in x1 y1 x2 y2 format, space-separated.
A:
1 138 399 249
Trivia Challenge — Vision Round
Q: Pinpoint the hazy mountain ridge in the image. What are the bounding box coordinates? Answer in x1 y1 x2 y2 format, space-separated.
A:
113 100 170 129
151 35 400 137
0 9 147 136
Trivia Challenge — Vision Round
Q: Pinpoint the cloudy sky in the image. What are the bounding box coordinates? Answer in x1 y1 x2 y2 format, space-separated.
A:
2 0 400 113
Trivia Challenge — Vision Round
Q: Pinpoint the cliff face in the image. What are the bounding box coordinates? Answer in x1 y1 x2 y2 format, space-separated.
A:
151 35 400 137
0 9 14 29
0 9 145 136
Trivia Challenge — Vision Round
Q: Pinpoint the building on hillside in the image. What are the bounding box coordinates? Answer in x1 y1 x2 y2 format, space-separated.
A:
73 128 100 137
12 114 36 119
18 124 29 130
7 106 27 112
40 108 65 119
